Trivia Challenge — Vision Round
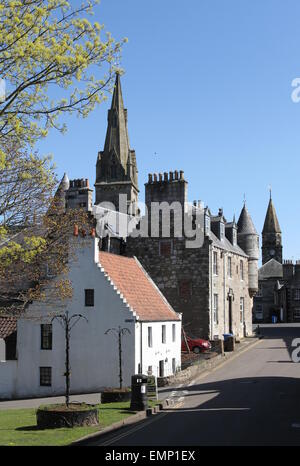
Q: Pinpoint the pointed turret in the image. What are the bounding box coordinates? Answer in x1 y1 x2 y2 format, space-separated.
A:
95 73 139 214
48 173 69 215
262 196 282 265
262 197 281 234
237 203 259 297
237 204 258 236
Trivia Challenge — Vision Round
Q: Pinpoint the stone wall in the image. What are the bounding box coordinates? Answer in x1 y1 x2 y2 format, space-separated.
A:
126 235 211 339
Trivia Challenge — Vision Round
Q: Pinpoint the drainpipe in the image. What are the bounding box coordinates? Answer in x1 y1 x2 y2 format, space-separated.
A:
210 243 213 340
223 251 226 334
140 322 143 374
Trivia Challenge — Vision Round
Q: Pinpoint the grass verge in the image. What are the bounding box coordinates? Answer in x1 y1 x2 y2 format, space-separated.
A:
0 401 156 446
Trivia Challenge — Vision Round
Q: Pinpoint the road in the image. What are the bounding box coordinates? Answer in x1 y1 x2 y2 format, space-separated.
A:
87 324 300 446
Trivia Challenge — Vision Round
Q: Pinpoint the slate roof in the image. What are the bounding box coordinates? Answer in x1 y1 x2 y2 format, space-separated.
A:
237 205 258 235
209 230 248 257
263 198 281 234
258 258 283 280
98 251 180 322
0 317 17 339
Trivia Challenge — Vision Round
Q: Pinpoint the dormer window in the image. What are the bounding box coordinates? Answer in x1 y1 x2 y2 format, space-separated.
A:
220 222 225 240
205 215 210 235
232 228 237 246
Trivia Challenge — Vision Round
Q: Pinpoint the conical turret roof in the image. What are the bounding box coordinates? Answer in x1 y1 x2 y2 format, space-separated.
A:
103 73 130 169
237 204 258 235
262 198 281 234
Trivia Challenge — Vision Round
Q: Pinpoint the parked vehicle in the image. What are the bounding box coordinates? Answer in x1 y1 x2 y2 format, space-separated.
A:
181 335 211 354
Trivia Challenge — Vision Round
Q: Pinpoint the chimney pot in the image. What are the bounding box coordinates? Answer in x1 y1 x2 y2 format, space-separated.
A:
169 171 174 181
159 173 163 182
174 170 179 180
148 173 153 183
179 170 184 180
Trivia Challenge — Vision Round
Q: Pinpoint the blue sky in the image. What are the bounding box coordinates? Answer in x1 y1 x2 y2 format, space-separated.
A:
38 0 300 261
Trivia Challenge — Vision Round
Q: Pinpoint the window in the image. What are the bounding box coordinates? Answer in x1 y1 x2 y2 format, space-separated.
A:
159 360 164 377
148 327 153 348
172 324 176 342
85 289 94 307
255 304 263 320
5 332 17 360
162 325 166 344
232 229 237 246
240 260 244 281
179 280 191 299
40 367 52 387
220 223 225 239
41 324 52 350
172 358 176 374
213 294 219 324
294 289 300 301
240 297 244 324
159 240 172 257
205 215 211 235
256 284 263 298
228 256 232 278
213 251 218 275
293 309 300 319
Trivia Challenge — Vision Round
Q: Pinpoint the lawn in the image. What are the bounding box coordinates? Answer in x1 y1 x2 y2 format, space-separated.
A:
0 401 141 446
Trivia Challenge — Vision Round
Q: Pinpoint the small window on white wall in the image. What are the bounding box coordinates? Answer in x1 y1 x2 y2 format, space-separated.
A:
162 325 166 344
172 324 176 342
148 327 153 348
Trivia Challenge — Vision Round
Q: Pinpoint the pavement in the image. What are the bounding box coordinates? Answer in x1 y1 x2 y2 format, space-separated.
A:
80 324 300 446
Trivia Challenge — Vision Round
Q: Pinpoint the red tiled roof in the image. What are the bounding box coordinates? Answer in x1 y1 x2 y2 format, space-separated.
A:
99 252 180 322
0 317 17 339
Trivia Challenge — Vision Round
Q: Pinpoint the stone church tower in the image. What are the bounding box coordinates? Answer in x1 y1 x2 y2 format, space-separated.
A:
95 74 139 215
262 196 282 265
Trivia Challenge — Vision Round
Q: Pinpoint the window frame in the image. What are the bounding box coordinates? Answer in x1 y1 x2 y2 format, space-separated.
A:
172 324 176 342
240 297 245 324
40 366 52 387
41 324 52 350
85 289 95 307
162 325 166 344
213 293 219 324
213 251 218 276
148 326 153 348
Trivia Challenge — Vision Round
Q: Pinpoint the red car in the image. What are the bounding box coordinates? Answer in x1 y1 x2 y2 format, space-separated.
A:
181 336 211 354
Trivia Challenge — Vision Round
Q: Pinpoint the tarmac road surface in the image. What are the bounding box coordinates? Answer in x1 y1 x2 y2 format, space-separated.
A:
86 324 300 446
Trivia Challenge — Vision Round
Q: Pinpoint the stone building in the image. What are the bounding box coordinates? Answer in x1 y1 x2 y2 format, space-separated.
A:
125 174 259 340
253 196 300 323
89 73 259 340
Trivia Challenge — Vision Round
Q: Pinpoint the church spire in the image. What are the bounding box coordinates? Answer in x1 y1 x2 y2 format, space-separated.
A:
262 196 282 265
103 73 130 169
95 73 139 213
262 197 281 234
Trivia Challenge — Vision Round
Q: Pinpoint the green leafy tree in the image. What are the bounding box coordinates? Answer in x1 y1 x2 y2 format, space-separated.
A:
0 0 126 162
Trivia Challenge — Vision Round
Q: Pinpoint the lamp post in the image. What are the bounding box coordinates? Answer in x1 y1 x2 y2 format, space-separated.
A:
52 311 88 407
105 326 130 389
